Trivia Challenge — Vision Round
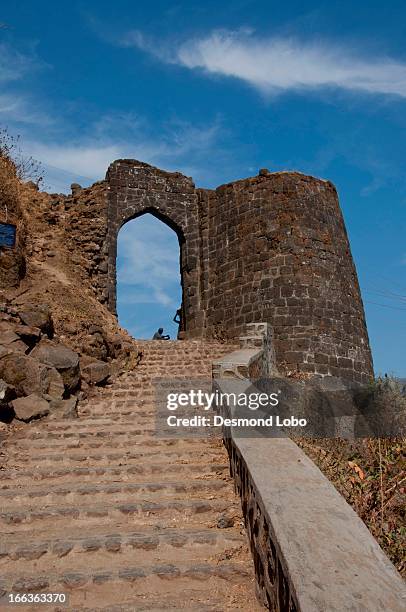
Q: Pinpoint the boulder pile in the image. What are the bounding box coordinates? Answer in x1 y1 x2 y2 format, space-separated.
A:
0 302 113 423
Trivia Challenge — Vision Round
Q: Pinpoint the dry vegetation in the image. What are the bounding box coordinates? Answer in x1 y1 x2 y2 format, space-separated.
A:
0 129 129 353
296 380 405 575
288 370 405 575
0 132 27 288
0 131 20 222
297 436 405 576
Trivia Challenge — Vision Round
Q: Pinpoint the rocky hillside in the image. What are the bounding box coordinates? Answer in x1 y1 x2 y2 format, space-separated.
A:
0 152 134 425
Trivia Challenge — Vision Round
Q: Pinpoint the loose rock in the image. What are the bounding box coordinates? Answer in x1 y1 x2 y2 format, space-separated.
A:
0 352 63 399
49 396 78 419
217 515 234 529
13 324 41 346
1 339 29 354
81 360 110 386
18 304 54 338
12 394 50 422
1 330 20 345
30 339 80 392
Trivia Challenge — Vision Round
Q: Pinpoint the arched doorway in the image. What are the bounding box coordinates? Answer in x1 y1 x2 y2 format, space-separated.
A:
106 159 204 338
116 211 184 339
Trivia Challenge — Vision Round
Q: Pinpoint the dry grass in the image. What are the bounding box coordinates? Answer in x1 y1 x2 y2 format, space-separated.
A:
0 128 43 225
0 144 27 289
0 148 20 223
297 436 406 576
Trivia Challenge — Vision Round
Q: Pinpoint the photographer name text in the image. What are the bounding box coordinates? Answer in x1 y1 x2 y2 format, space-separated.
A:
166 415 307 428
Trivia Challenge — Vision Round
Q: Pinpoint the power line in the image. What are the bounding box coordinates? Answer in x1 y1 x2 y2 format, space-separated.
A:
364 289 406 303
364 300 406 312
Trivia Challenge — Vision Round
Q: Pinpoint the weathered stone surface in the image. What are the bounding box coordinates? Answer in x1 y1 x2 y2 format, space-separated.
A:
49 396 78 419
43 366 65 400
102 161 373 383
12 577 49 592
0 247 25 290
108 333 123 356
30 339 80 392
52 541 73 557
0 352 63 399
61 572 88 588
0 330 20 345
0 338 29 354
81 330 109 360
0 353 43 396
81 360 110 385
0 346 9 359
71 182 82 195
12 394 49 422
217 515 234 529
13 324 41 345
0 320 14 331
18 303 53 337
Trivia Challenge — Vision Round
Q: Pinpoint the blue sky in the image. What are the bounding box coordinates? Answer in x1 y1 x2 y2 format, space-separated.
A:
0 1 405 374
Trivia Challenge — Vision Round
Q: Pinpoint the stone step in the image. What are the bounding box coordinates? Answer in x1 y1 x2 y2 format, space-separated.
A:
80 597 225 611
4 447 225 467
0 460 228 482
0 340 259 611
75 411 158 420
0 526 242 557
39 414 152 426
1 514 242 544
0 527 244 574
0 561 254 609
11 426 161 441
4 437 218 452
129 365 213 371
0 477 229 505
78 403 156 413
0 498 237 530
7 429 159 446
45 416 156 427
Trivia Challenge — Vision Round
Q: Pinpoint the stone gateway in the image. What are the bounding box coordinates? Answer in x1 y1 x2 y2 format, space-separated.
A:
76 159 373 383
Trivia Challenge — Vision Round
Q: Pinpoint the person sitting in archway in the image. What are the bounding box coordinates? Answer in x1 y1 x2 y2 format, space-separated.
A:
152 327 170 340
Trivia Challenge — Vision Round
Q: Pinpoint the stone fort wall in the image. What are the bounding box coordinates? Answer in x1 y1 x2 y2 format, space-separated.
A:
66 159 373 383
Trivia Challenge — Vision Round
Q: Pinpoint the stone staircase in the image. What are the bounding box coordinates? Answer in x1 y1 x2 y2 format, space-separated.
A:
0 340 262 611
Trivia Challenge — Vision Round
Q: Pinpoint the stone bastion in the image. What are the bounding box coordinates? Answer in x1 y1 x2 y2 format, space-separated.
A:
66 159 373 384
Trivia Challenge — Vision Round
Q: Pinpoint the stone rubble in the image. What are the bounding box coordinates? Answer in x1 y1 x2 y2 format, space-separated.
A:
0 302 117 424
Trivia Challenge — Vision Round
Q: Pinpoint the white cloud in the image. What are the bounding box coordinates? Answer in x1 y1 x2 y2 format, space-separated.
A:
0 93 54 126
27 142 123 179
23 115 221 191
127 29 406 98
117 214 181 308
0 43 51 126
0 43 37 83
38 163 95 194
0 39 223 192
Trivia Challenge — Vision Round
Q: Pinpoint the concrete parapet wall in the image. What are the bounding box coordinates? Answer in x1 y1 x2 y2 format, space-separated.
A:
225 435 406 611
213 325 406 610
